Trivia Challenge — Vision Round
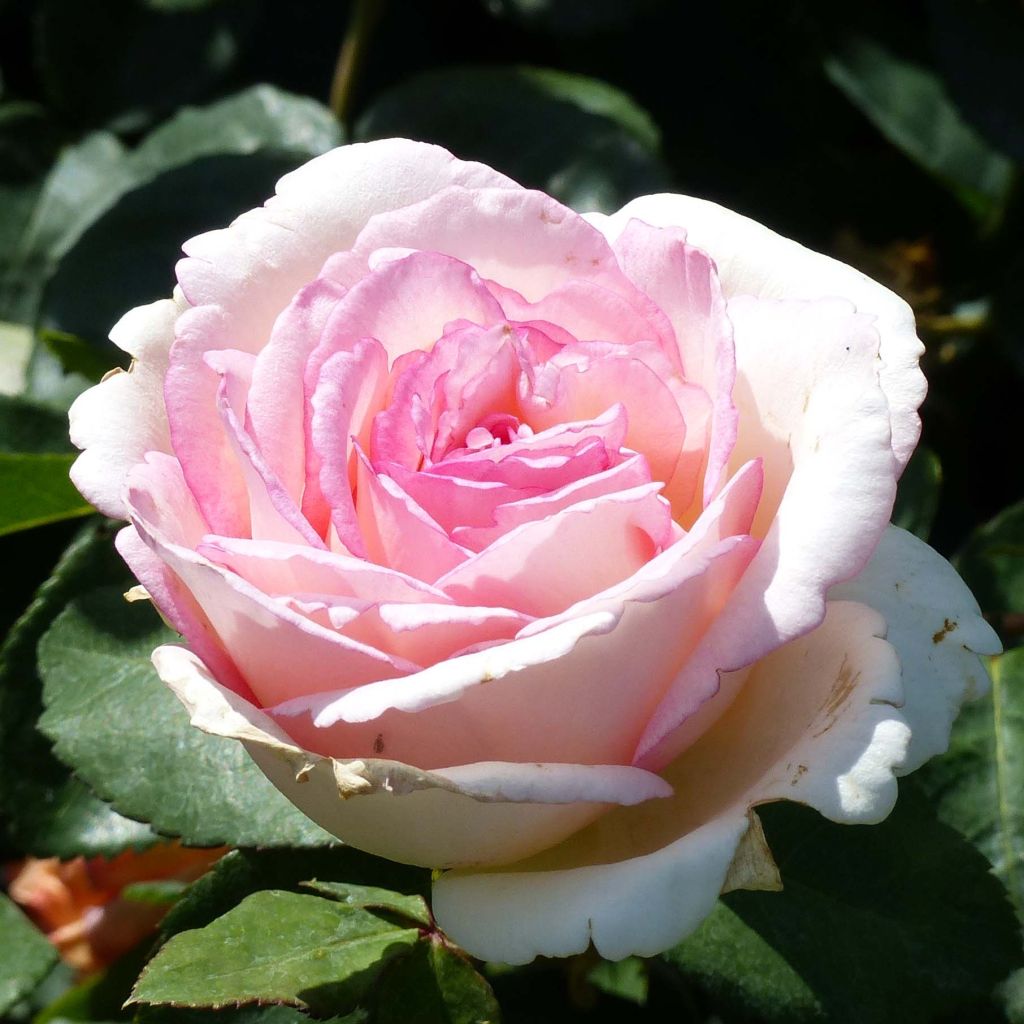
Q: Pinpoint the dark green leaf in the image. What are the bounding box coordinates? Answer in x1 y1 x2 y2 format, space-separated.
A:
0 893 59 1016
0 394 73 453
0 520 156 858
37 586 336 848
136 1007 366 1024
356 65 671 213
36 0 258 133
917 647 1024 922
928 0 1024 164
39 329 115 383
955 499 1024 625
0 452 92 535
42 86 342 351
129 890 419 1016
302 881 431 927
160 849 427 943
892 444 942 541
374 937 501 1024
0 132 133 328
668 793 1021 1024
824 36 1014 218
668 902 822 1023
479 0 661 36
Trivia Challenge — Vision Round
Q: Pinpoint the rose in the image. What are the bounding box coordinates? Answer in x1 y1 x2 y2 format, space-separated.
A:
6 843 223 973
69 139 999 964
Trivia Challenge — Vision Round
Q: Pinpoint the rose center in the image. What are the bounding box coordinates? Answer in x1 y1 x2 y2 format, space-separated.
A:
464 413 534 451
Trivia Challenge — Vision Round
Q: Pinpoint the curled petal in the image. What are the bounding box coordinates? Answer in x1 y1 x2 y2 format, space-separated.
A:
831 525 1002 771
153 645 672 868
432 600 909 963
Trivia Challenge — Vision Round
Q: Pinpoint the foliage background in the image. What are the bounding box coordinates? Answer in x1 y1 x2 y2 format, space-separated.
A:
0 1 1022 1022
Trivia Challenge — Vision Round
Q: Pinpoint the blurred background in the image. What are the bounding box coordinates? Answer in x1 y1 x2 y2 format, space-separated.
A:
1 1 1022 1021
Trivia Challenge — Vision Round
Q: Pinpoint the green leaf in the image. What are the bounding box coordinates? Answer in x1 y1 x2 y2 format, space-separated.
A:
41 88 342 351
955 499 1024 624
39 329 115 383
37 586 336 848
131 85 342 177
0 132 134 328
0 893 59 1016
585 957 649 1007
0 520 156 858
129 891 420 1016
824 36 1014 218
0 453 92 535
356 65 671 213
917 647 1024 922
160 849 428 943
668 793 1022 1024
374 938 502 1024
302 881 431 927
136 1006 366 1024
891 444 942 541
121 880 190 907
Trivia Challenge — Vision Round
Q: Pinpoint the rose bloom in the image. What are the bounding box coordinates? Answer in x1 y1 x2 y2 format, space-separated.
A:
69 140 999 963
6 844 223 973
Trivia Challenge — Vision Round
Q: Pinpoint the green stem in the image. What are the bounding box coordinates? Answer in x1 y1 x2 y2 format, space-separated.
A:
329 0 386 129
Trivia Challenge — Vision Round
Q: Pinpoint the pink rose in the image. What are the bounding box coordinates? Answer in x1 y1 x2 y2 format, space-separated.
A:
69 139 999 963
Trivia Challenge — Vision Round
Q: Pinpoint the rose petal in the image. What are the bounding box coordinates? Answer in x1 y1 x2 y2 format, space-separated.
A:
153 644 672 868
590 194 925 473
69 298 181 519
831 525 1001 771
432 600 909 963
636 296 897 768
435 484 673 616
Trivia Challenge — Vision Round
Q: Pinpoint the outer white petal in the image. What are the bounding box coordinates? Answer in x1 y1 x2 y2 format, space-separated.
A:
152 645 672 869
832 525 1001 772
68 297 182 518
589 194 925 473
433 601 909 963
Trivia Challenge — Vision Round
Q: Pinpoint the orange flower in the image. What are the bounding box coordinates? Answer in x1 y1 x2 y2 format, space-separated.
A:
6 842 225 973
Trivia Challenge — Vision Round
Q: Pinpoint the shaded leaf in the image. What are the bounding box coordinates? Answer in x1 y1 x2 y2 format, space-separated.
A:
160 849 427 943
479 0 661 36
374 937 502 1024
956 499 1024 625
304 881 431 927
825 36 1014 218
37 587 336 848
41 86 342 351
917 647 1024 921
892 444 942 541
927 0 1024 164
36 0 257 132
667 793 1021 1024
356 65 671 213
0 394 73 453
0 892 59 1016
129 891 419 1016
0 520 156 858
